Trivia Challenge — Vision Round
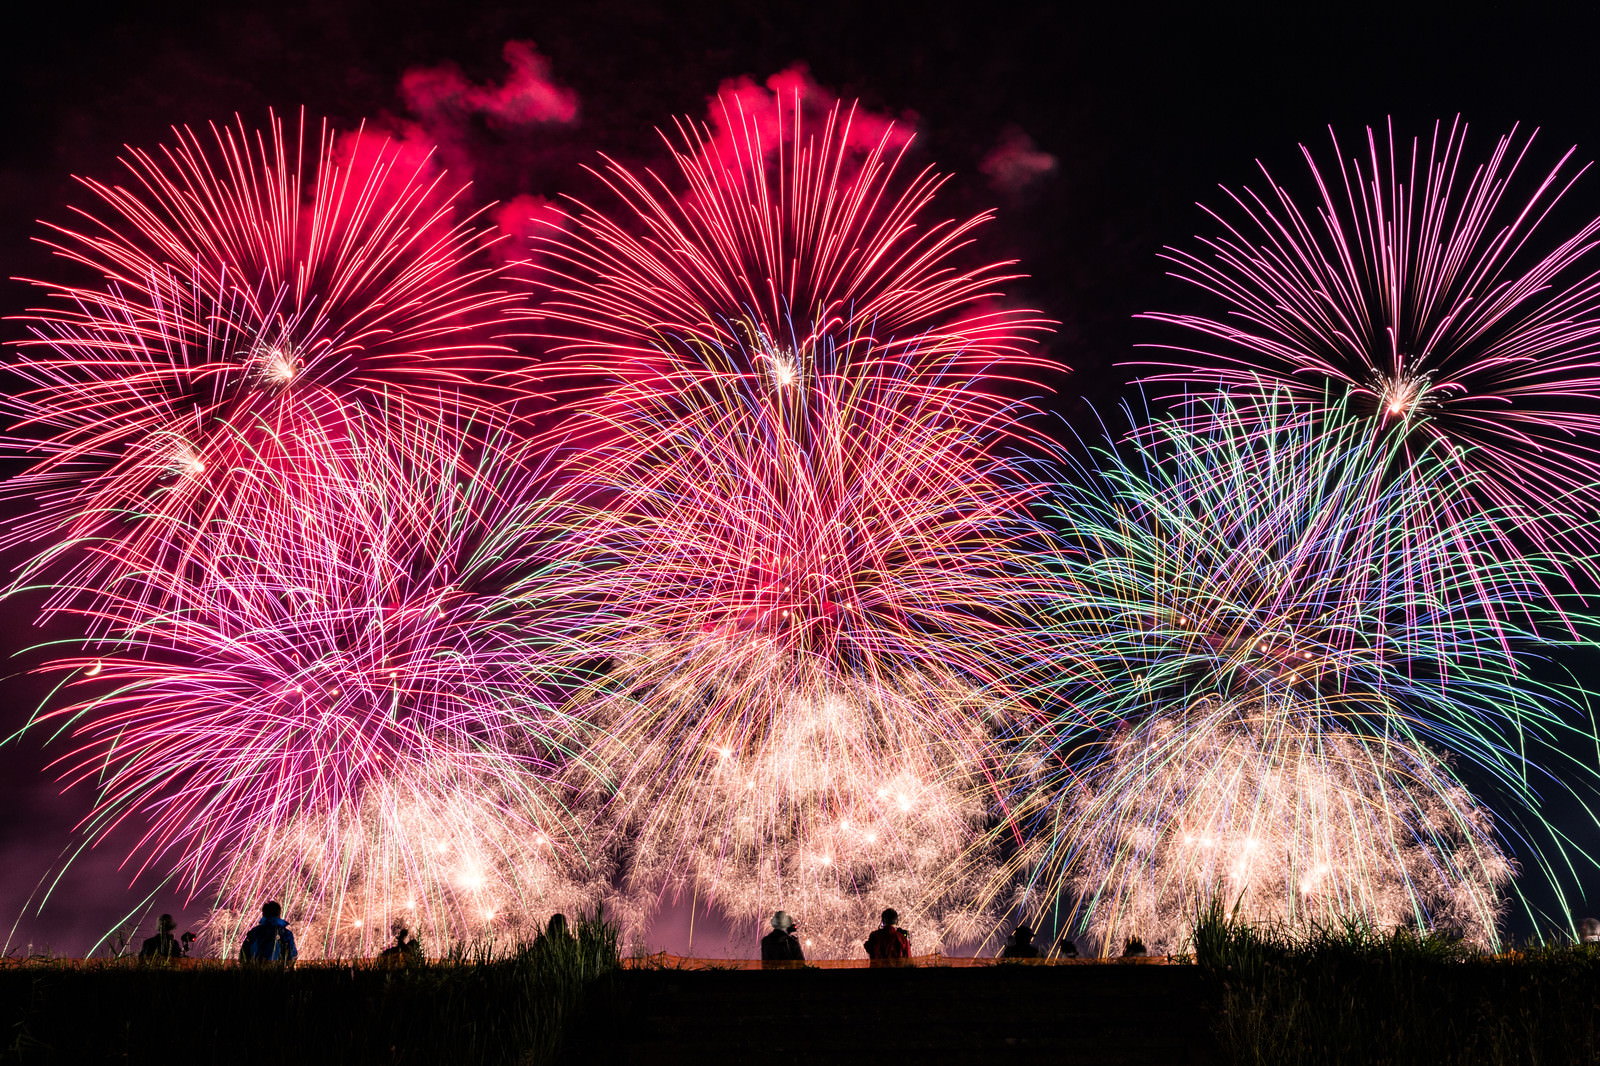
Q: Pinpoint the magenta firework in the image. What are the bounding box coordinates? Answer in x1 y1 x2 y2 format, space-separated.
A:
22 412 606 953
1139 119 1600 566
4 112 522 610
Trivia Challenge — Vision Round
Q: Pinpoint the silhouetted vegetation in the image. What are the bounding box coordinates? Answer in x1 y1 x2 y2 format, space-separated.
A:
0 909 619 1065
1190 898 1600 1064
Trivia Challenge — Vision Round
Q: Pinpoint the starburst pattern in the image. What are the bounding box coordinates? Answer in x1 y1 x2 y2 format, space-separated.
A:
1140 119 1600 568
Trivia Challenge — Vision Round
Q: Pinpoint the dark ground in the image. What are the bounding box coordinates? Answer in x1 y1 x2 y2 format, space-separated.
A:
560 963 1219 1065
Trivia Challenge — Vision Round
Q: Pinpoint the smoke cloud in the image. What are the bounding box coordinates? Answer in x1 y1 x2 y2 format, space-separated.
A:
980 126 1058 197
702 64 914 173
402 40 579 135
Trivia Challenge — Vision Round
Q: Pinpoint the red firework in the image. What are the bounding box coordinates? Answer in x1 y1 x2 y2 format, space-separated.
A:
529 88 1056 396
4 111 525 610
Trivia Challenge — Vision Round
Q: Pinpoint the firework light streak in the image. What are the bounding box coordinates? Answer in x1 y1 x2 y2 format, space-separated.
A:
206 766 610 958
573 650 1000 957
1035 696 1514 955
987 393 1596 947
13 92 1600 959
529 87 1055 405
563 333 1054 679
555 331 1052 952
1139 119 1600 569
3 111 523 612
20 412 610 956
1037 393 1579 768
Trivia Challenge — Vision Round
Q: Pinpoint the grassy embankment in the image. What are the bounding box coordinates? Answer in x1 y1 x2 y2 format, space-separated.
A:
1190 900 1600 1065
1 911 619 1065
9 903 1600 1064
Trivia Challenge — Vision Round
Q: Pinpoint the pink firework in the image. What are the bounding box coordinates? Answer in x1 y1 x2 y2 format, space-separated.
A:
564 333 1052 692
530 87 1055 397
555 331 1052 945
5 111 525 609
22 410 602 937
1139 118 1600 564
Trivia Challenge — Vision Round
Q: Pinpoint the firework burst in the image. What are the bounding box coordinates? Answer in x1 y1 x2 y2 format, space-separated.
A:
1030 392 1571 772
206 764 609 958
529 88 1055 405
572 647 1001 956
1139 118 1600 567
21 411 608 955
562 332 1053 679
4 111 524 610
1032 695 1514 955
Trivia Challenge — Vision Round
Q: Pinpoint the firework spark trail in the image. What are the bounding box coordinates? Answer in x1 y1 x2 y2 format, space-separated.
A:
528 88 1057 407
1028 696 1514 955
1027 392 1577 781
560 331 1056 708
1137 118 1600 572
550 331 1053 949
983 392 1597 947
207 765 610 959
573 650 1001 957
3 111 525 613
19 410 611 955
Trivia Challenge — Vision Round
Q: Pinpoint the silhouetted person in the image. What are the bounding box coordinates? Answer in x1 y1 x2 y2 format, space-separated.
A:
380 919 423 964
239 901 298 967
1580 917 1600 944
1000 924 1040 959
1056 936 1079 959
533 912 575 964
761 911 804 965
864 908 911 965
1122 935 1147 958
139 914 184 960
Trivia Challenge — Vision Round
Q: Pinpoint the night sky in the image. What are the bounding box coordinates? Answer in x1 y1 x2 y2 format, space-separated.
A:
3 0 1599 954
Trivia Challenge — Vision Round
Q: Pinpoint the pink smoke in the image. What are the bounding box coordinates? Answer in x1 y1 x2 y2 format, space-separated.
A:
701 64 914 175
979 127 1058 196
402 40 578 132
490 194 565 269
394 41 579 257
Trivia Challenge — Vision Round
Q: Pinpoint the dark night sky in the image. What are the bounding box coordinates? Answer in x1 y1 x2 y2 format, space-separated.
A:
2 0 1599 954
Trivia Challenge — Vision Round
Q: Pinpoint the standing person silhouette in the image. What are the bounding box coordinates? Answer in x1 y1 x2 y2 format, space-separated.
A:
139 914 184 960
238 901 298 967
761 911 805 966
1000 924 1040 959
864 908 911 965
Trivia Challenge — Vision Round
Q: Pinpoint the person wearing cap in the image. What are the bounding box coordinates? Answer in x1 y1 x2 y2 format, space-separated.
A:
761 911 805 965
1000 923 1040 959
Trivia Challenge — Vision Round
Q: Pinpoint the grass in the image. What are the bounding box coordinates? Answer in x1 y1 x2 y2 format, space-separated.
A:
1189 899 1600 1065
0 909 620 1065
11 902 1600 1063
